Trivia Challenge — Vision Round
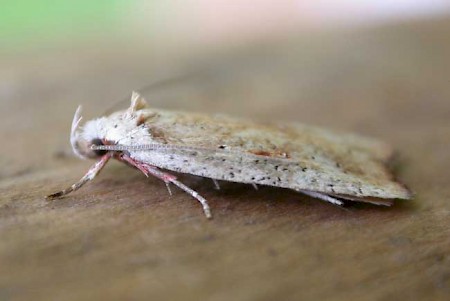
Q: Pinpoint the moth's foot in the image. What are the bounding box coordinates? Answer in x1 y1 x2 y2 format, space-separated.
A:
46 191 65 199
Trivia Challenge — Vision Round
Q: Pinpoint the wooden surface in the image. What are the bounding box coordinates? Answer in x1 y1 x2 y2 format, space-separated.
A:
1 18 449 301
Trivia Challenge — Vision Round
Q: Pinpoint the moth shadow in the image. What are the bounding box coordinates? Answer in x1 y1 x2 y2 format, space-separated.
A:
343 197 417 214
187 177 418 221
175 176 352 219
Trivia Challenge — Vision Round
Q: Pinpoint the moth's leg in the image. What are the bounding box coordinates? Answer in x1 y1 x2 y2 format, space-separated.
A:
212 179 221 190
165 182 173 196
251 183 259 190
120 154 176 189
142 163 212 219
46 153 112 199
120 154 212 219
299 190 344 206
329 194 393 206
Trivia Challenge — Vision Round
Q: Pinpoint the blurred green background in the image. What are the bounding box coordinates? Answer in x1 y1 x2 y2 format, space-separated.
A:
1 1 123 52
2 1 449 55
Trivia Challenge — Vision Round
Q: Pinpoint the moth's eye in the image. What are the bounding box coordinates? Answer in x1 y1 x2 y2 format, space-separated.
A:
91 138 108 156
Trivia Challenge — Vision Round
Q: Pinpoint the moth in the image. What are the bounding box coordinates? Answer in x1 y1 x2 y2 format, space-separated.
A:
47 92 412 218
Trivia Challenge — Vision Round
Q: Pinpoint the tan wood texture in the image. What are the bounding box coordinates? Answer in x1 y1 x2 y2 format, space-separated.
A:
1 18 449 301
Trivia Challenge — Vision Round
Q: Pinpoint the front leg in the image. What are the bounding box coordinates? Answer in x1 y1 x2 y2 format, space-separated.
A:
47 153 112 199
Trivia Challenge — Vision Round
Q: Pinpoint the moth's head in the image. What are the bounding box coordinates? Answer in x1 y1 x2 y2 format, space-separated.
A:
70 92 149 159
70 106 110 159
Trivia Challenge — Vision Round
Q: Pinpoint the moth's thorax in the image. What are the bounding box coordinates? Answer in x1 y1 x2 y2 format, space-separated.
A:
73 110 154 159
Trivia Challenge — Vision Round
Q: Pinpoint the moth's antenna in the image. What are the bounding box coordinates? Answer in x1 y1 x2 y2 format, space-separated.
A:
92 143 208 152
91 143 290 160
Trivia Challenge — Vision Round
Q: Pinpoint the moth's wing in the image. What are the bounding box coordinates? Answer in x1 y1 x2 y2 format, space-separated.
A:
285 124 395 162
139 109 411 201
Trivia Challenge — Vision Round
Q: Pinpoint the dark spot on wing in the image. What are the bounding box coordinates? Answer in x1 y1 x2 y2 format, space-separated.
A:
148 127 167 143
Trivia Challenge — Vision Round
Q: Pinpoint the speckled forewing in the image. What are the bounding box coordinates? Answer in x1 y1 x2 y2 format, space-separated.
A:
123 108 410 200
